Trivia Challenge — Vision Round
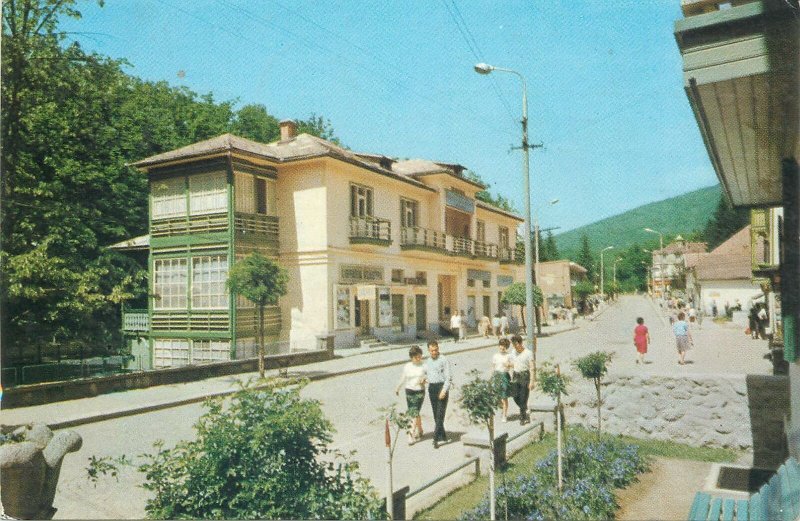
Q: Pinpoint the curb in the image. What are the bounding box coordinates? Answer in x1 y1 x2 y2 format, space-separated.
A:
43 324 581 431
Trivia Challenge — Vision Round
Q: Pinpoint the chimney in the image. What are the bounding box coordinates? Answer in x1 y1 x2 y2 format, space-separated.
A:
279 119 297 141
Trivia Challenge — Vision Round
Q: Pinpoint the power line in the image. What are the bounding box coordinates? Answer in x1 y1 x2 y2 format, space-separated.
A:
441 0 516 124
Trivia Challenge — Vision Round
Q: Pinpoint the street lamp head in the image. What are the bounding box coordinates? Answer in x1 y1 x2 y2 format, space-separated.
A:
549 198 560 205
474 63 494 75
603 246 614 251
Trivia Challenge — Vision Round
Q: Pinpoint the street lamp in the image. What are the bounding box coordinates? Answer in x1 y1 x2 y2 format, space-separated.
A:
475 62 536 359
600 246 614 297
534 198 560 284
644 228 664 296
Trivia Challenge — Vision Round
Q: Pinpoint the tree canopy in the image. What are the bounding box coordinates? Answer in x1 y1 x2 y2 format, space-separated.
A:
702 194 750 250
576 234 595 282
1 0 339 363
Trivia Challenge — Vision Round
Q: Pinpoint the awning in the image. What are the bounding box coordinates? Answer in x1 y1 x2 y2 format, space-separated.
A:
108 234 150 252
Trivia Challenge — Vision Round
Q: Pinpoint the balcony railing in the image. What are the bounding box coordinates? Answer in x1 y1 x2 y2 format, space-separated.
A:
401 226 447 251
350 216 392 245
122 310 149 332
151 212 228 237
401 227 500 260
499 246 522 264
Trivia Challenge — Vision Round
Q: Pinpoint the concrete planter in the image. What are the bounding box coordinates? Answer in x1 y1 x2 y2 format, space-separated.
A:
0 423 82 519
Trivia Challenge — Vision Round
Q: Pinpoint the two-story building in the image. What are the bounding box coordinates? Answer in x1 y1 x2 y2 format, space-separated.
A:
536 260 588 316
650 238 707 296
116 121 525 368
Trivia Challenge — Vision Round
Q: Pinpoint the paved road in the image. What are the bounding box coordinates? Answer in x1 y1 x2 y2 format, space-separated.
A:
34 295 771 519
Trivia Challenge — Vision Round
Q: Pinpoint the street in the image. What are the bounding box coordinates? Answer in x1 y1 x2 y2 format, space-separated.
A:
42 295 771 519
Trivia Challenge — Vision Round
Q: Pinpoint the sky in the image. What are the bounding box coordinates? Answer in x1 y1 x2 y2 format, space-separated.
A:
60 0 719 233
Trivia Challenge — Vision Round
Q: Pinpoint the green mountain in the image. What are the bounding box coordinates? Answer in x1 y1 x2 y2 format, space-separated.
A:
556 185 721 260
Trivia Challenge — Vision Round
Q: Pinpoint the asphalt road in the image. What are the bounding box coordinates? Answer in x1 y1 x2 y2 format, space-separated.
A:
48 295 771 519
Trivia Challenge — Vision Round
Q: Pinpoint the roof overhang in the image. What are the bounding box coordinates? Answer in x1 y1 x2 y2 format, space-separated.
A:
675 0 800 207
108 234 150 252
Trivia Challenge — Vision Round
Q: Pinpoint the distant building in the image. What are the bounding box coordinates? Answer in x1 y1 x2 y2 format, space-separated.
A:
685 226 760 316
112 122 525 368
650 238 707 296
537 260 587 317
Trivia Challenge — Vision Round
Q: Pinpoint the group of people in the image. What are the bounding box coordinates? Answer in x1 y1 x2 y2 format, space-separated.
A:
748 303 769 339
396 335 535 449
632 310 695 366
477 313 510 338
395 341 453 448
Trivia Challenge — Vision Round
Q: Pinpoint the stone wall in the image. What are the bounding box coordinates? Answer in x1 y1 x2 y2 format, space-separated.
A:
565 373 789 467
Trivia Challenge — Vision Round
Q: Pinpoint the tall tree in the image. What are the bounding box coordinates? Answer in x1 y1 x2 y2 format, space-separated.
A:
541 230 559 261
703 195 749 250
576 234 595 282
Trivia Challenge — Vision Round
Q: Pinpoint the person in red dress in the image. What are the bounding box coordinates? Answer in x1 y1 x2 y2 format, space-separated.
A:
633 317 650 364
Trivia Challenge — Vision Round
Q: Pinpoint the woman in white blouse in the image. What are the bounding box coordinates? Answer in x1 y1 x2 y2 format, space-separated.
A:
396 345 427 444
491 338 514 422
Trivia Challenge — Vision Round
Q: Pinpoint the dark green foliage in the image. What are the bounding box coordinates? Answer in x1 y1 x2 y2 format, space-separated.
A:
1 0 340 363
557 185 721 261
576 235 595 282
501 282 543 308
537 363 569 399
540 231 560 262
461 432 650 521
574 352 613 432
573 280 595 304
138 384 382 520
702 194 750 250
459 370 503 427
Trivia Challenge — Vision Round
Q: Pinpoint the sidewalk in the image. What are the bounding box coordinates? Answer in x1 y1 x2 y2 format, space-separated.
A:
1 321 578 430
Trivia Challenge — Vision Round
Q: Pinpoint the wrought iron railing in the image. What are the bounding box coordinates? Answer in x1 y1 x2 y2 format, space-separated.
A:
350 216 392 243
400 226 447 250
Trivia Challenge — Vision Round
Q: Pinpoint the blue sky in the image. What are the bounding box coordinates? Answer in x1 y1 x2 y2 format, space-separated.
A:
61 0 718 233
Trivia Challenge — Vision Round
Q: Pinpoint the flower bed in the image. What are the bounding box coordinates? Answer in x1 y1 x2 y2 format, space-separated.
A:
460 434 650 520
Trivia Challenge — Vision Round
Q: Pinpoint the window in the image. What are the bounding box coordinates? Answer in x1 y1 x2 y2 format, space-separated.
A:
391 269 404 283
154 339 190 368
483 279 490 288
151 177 186 219
189 172 227 215
467 279 476 287
499 226 510 249
351 184 373 217
191 340 229 363
416 271 427 285
192 255 229 309
401 198 418 227
153 258 188 309
235 173 276 215
477 220 486 242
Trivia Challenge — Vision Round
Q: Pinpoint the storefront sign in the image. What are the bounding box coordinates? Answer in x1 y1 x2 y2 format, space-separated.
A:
467 269 491 282
357 285 377 300
341 264 384 283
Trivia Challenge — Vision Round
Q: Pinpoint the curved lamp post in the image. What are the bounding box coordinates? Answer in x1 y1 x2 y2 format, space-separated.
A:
474 62 536 355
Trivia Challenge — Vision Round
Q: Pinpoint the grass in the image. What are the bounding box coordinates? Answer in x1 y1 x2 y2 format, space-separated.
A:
413 427 741 520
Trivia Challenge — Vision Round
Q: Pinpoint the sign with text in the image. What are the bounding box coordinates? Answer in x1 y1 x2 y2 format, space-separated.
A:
341 264 384 283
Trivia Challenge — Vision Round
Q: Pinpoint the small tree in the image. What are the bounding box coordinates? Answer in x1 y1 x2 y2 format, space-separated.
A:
227 253 288 378
138 382 382 519
573 352 613 434
538 363 570 491
573 280 594 312
459 370 503 521
378 405 412 520
501 282 543 334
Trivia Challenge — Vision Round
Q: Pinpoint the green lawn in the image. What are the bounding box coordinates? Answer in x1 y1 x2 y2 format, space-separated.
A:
414 428 740 520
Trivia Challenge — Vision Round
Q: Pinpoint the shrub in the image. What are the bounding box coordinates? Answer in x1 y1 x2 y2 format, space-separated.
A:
460 432 650 521
573 351 613 432
137 382 382 520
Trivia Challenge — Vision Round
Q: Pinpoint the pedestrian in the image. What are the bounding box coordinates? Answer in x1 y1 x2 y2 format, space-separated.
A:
492 313 501 338
697 307 704 329
633 317 650 365
395 345 427 444
571 306 578 325
688 306 697 325
426 340 452 448
673 311 693 365
499 312 509 336
479 315 491 338
757 304 768 339
459 310 467 341
712 301 718 317
491 338 513 422
748 305 759 339
450 311 461 342
510 335 534 424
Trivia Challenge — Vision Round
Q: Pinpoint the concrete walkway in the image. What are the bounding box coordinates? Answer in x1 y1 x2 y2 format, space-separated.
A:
1 321 578 429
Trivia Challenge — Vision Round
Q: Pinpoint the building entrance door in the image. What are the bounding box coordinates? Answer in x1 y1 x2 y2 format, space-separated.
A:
354 298 371 334
416 295 427 332
483 295 491 319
